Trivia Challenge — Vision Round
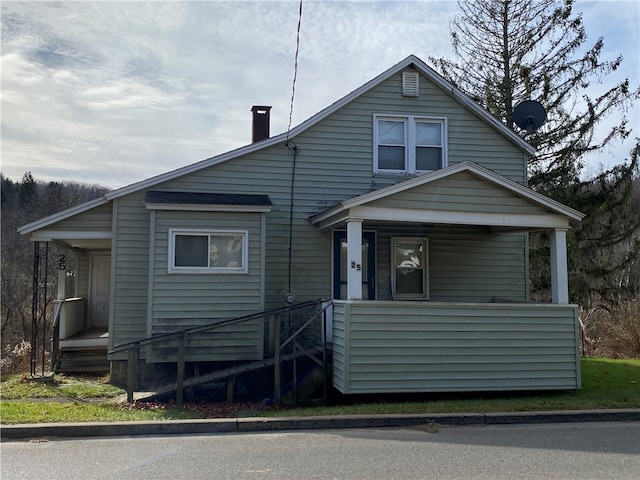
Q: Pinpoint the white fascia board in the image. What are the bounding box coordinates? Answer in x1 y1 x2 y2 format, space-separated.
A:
351 206 571 229
17 197 110 235
29 230 112 242
313 211 351 231
144 203 272 213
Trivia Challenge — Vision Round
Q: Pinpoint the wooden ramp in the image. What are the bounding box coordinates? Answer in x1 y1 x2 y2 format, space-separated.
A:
131 346 324 402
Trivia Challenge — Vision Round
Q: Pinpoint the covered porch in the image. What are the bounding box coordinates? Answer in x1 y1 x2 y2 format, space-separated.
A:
44 236 112 373
311 162 584 394
18 199 113 373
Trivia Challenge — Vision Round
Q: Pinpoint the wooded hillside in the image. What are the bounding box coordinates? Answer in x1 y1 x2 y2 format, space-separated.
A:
1 173 109 371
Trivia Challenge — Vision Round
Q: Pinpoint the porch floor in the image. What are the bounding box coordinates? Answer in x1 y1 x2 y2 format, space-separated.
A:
60 328 108 349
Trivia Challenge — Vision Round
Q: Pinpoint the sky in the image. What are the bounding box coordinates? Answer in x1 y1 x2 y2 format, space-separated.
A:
1 0 639 189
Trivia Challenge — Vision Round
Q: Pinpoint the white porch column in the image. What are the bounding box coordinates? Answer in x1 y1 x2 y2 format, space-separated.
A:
57 250 67 301
550 228 569 304
346 220 363 300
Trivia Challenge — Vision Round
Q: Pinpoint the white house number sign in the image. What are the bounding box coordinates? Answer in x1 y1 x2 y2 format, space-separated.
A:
350 261 361 271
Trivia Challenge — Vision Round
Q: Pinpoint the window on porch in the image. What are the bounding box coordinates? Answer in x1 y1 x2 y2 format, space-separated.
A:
391 237 429 299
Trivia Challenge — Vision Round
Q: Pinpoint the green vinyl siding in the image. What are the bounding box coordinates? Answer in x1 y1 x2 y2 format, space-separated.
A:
332 301 580 394
369 171 550 215
147 210 265 361
147 320 263 363
102 68 533 364
374 228 526 302
331 302 348 388
429 230 526 302
109 194 150 357
154 157 335 309
75 252 90 298
149 69 529 310
46 202 113 232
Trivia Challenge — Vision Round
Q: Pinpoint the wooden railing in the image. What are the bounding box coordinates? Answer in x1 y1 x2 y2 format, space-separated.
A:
109 300 331 404
49 300 64 371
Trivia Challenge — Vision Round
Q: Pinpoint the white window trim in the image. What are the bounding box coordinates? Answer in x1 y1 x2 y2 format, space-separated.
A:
374 114 448 174
168 228 249 274
391 237 429 300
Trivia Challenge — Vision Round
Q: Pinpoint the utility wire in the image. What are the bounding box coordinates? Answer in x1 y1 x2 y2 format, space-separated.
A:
286 0 303 298
286 0 303 144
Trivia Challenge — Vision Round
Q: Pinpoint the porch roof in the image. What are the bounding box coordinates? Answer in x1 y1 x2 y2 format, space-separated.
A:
26 230 112 250
310 162 584 232
143 191 273 212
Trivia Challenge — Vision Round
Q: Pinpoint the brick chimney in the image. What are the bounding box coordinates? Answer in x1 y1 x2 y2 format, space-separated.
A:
251 106 271 143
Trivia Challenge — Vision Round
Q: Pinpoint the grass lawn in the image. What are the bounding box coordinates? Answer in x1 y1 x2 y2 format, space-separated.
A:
1 357 638 424
271 357 639 417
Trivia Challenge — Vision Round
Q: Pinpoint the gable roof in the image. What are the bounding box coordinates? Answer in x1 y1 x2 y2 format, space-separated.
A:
19 55 536 236
144 191 272 207
143 191 272 212
104 55 535 200
310 161 584 229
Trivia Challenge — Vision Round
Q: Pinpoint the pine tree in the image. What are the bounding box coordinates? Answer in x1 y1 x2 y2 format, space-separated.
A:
430 0 640 306
430 0 637 188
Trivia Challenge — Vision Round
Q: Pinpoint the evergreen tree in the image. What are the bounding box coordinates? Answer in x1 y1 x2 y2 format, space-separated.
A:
430 0 637 187
18 171 38 210
430 0 640 305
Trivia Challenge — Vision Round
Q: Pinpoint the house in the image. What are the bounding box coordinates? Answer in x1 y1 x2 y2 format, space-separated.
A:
19 55 584 397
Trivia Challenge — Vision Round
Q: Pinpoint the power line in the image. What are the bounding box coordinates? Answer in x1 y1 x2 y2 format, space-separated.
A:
286 0 303 144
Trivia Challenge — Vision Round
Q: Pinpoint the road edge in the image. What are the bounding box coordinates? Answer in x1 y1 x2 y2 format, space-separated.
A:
2 409 639 440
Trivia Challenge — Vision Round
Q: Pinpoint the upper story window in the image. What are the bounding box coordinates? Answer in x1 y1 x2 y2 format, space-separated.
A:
169 229 248 274
374 114 447 174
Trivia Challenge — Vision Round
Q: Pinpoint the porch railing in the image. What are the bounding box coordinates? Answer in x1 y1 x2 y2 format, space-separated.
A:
49 300 64 371
109 299 332 404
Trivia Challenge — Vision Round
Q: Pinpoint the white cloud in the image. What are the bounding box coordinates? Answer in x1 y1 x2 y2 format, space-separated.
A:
1 0 637 188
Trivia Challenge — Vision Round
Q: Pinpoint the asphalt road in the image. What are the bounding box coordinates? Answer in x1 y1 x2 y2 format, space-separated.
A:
2 421 639 479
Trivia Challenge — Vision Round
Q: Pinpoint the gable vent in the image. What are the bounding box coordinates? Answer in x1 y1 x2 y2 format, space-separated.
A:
402 71 419 97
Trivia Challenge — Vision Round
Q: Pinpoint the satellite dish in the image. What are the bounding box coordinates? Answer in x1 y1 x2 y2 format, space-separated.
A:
513 100 547 132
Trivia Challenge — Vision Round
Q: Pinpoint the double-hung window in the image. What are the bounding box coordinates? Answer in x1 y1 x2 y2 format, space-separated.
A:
375 115 446 174
169 229 248 273
391 237 429 300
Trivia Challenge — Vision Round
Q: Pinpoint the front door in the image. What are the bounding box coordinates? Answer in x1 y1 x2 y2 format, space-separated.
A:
89 252 111 329
333 231 376 300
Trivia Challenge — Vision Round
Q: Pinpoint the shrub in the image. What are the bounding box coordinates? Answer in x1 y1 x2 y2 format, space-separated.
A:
581 297 640 358
0 340 32 375
604 300 640 358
